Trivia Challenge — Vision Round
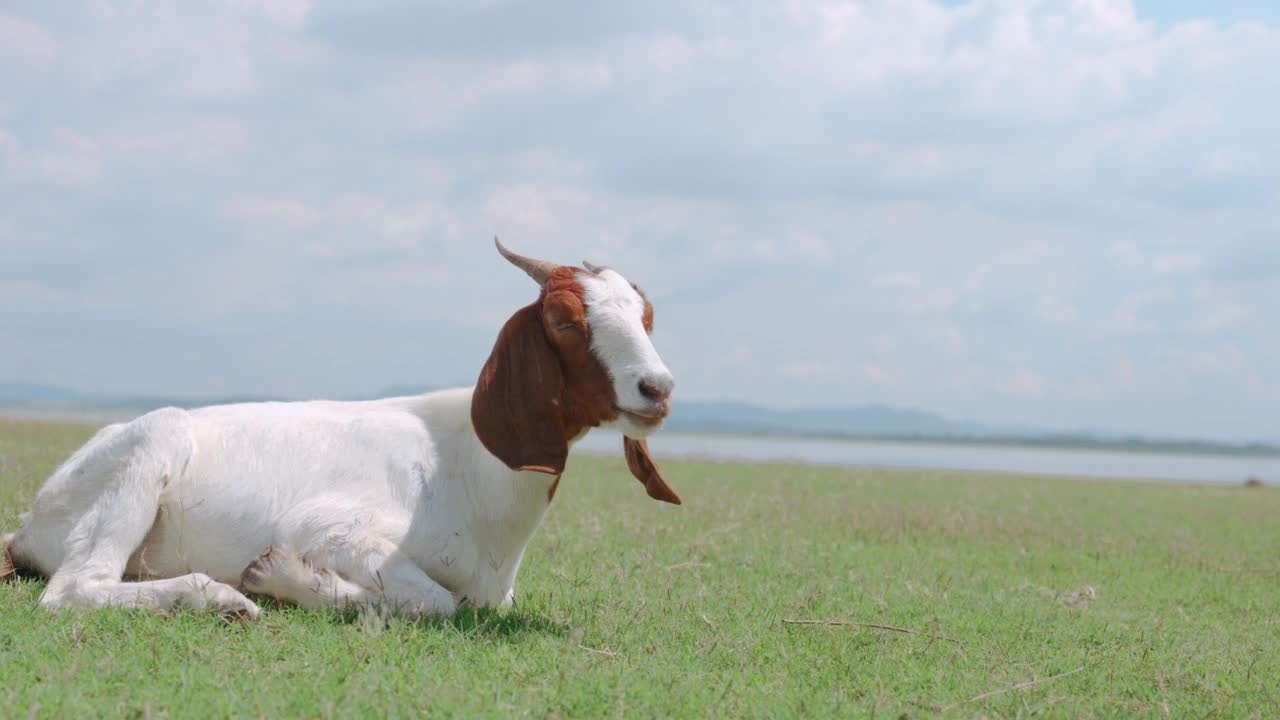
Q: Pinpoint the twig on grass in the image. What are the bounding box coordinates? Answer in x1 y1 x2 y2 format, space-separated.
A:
1215 566 1280 576
665 561 711 571
1156 671 1171 719
782 618 960 644
952 666 1085 709
905 699 945 713
578 644 618 659
698 523 741 542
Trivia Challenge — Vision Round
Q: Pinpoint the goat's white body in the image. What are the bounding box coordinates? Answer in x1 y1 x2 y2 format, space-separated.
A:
11 388 560 615
8 250 676 618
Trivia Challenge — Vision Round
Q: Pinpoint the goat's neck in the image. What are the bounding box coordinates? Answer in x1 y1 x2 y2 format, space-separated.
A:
406 387 569 556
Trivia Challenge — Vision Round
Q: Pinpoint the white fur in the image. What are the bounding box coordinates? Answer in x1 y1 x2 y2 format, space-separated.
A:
8 268 671 618
581 269 674 438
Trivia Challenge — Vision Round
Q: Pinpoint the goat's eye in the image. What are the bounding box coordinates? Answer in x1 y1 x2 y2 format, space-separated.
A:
555 322 581 333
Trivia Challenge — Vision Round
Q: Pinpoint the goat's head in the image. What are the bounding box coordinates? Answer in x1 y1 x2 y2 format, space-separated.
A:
471 238 681 504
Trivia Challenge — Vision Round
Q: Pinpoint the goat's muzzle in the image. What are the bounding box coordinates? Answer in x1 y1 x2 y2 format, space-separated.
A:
615 403 670 429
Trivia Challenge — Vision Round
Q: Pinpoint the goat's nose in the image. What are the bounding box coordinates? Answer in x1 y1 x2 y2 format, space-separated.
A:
638 375 674 403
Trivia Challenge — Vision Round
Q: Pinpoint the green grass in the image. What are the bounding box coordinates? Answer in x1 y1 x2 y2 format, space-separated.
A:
2 418 1278 719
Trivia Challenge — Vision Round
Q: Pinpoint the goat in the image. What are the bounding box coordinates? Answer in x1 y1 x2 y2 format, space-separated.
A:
1 240 680 619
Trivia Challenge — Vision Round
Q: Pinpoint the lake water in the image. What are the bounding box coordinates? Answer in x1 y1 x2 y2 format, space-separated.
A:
572 430 1278 485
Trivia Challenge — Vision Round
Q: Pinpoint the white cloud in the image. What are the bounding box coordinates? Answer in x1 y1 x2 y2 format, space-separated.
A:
1004 369 1048 399
1036 296 1080 324
227 193 459 256
88 1 121 20
388 58 614 129
1 0 1278 441
228 197 325 228
1 120 248 186
229 0 313 29
0 279 72 305
1108 289 1174 335
117 119 248 162
1187 286 1250 333
177 51 257 98
0 128 102 185
781 361 839 379
0 12 55 63
899 286 960 314
871 272 922 290
1151 251 1201 274
1161 345 1250 376
481 184 598 244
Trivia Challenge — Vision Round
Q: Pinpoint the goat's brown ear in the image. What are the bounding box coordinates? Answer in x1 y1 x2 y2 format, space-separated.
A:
472 303 568 475
624 437 681 505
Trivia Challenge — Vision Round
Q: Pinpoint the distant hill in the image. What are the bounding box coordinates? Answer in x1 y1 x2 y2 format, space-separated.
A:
2 382 1276 457
666 401 1279 457
0 383 83 404
666 401 1013 437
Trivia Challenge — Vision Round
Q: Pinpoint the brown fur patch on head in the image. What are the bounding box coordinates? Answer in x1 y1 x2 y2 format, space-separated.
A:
474 258 679 505
632 284 654 333
542 268 619 438
472 268 619 477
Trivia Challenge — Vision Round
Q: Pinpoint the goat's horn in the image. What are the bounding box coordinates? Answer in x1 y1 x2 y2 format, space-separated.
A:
495 237 556 285
583 260 604 274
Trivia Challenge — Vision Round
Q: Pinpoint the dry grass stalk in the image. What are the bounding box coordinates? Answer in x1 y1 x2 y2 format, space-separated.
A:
952 666 1086 709
782 618 959 644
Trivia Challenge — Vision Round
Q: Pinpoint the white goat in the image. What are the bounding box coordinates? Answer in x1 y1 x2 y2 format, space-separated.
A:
1 240 680 619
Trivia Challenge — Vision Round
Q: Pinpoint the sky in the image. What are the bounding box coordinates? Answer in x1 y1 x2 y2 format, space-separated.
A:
1 0 1278 443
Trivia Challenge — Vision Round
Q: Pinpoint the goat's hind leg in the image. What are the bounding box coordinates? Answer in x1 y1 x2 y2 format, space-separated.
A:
242 543 455 618
19 408 258 619
1 533 15 581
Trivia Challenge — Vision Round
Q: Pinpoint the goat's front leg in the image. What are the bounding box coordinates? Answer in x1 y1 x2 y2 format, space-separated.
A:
241 544 455 618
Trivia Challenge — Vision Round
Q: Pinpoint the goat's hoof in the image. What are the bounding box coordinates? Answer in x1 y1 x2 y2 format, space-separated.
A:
241 545 310 596
220 605 259 623
426 590 460 618
211 583 262 622
242 545 287 593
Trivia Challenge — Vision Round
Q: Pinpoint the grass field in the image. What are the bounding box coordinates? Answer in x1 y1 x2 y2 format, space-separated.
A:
2 418 1278 718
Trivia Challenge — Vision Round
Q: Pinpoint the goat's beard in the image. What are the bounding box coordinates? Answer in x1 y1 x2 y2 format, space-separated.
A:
611 412 664 440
